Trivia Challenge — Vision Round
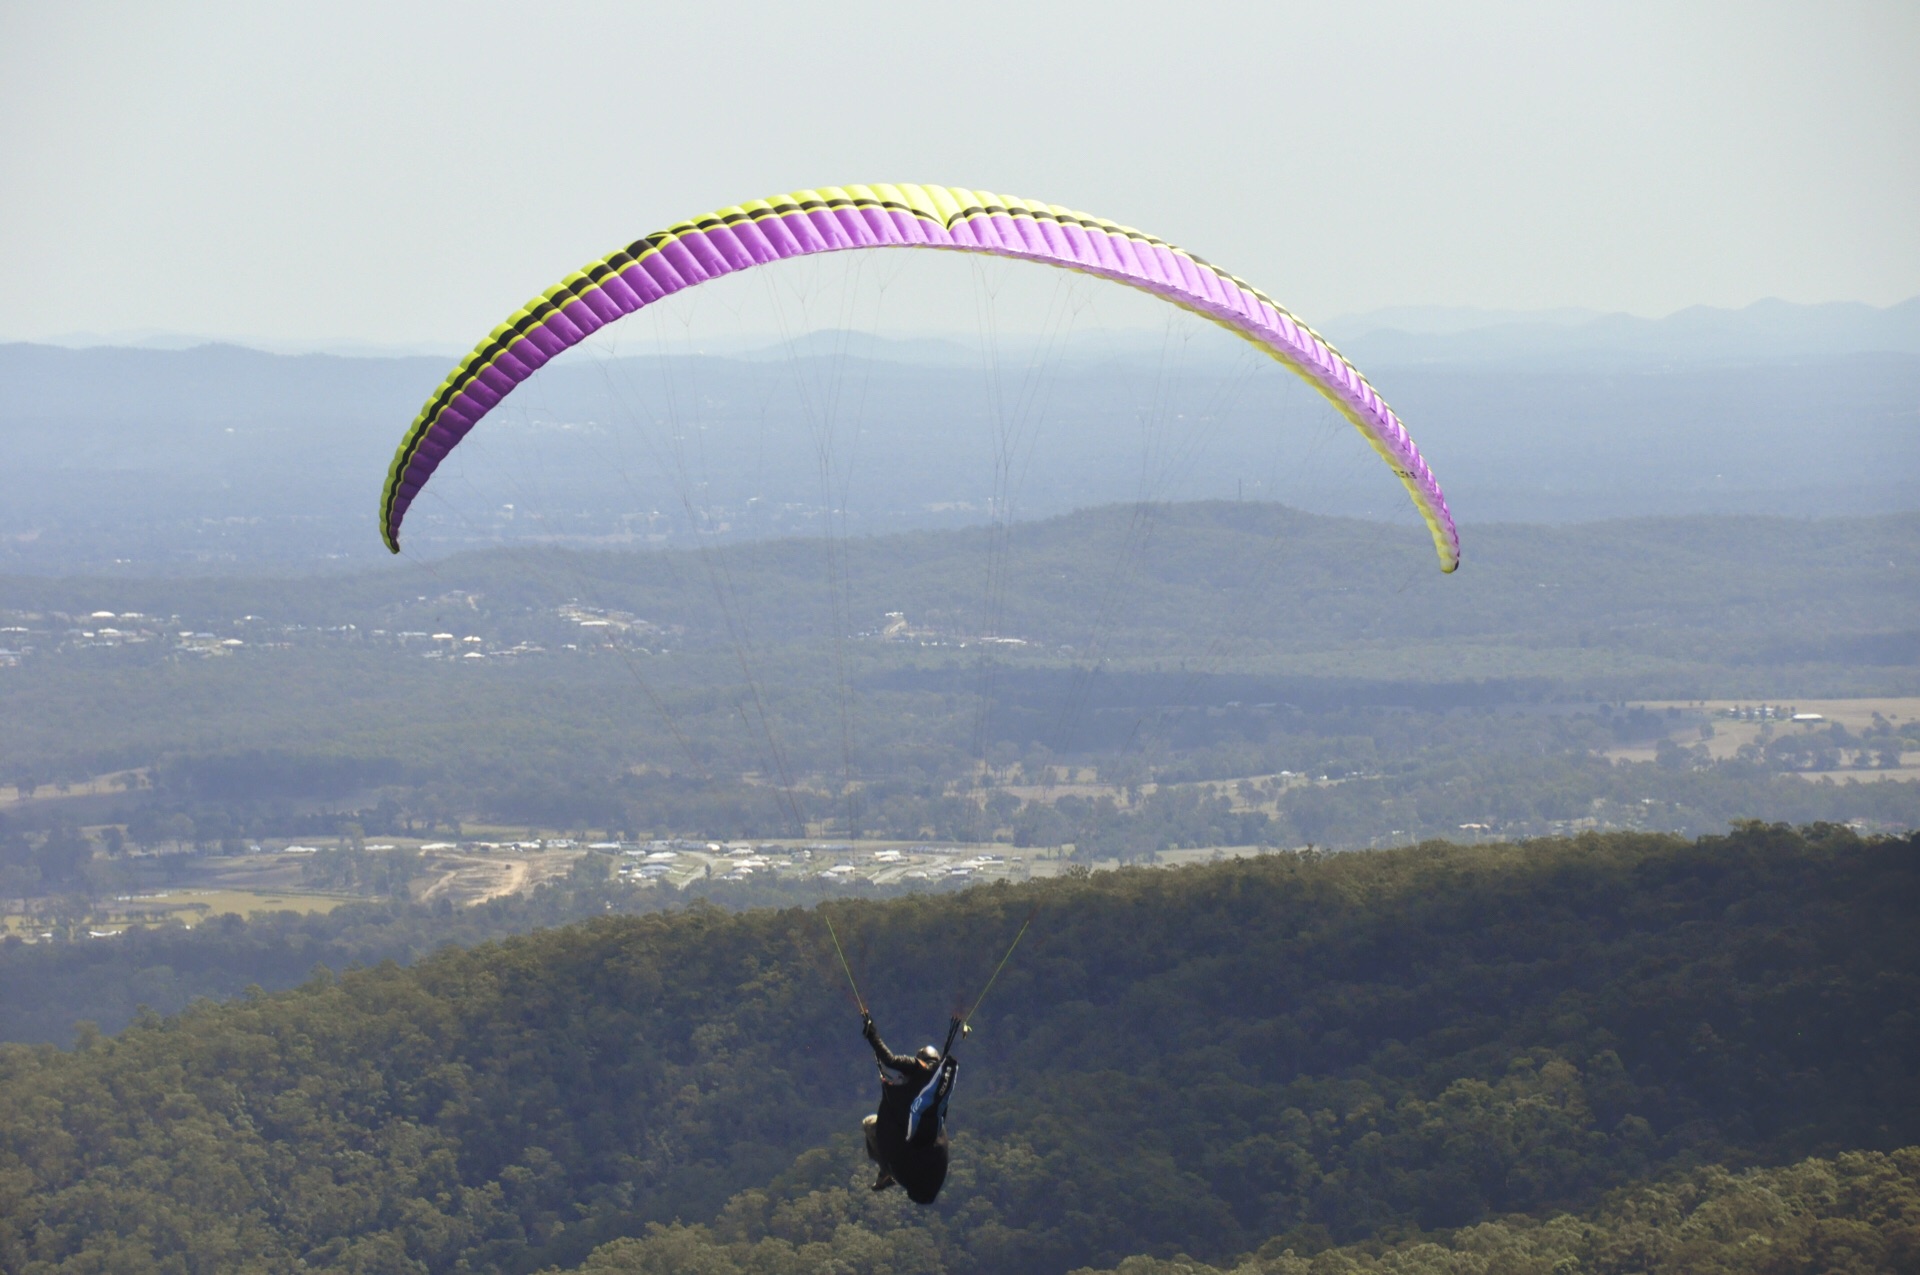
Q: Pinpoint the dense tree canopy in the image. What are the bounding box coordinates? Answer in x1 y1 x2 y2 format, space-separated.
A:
549 1149 1920 1275
0 823 1913 1273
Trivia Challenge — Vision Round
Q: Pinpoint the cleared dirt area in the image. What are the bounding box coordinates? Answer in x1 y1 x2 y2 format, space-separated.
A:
416 848 583 907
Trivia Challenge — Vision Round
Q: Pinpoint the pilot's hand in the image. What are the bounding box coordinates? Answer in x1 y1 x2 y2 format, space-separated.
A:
862 1014 878 1042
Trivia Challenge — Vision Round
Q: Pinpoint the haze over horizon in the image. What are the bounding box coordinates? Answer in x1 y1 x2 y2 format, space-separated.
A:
4 2 1916 350
23 294 1920 363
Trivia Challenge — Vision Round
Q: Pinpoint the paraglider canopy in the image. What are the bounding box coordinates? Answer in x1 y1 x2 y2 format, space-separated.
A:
378 184 1459 572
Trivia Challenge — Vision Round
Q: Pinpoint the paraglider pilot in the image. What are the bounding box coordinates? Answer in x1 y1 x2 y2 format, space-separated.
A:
860 1011 961 1204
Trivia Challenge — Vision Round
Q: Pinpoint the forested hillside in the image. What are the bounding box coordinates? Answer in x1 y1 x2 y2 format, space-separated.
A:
1058 1149 1920 1275
5 504 1917 853
561 1150 1920 1275
1 823 1912 1273
0 864 942 1045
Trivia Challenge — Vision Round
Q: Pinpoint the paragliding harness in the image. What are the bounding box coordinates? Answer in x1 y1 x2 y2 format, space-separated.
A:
858 1013 959 1204
904 1016 963 1147
828 908 1035 1204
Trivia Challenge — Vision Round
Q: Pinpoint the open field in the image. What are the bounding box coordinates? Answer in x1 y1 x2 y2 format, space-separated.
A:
115 888 362 922
1 768 147 808
1002 770 1323 814
4 886 362 939
1782 765 1920 783
1604 696 1919 780
191 852 327 892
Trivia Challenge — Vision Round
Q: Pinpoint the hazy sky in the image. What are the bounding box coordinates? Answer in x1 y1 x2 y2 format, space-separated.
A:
2 1 1915 349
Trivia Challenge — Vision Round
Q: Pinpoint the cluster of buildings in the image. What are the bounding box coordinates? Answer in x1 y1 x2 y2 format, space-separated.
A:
592 840 1021 887
1721 704 1823 723
861 611 1031 650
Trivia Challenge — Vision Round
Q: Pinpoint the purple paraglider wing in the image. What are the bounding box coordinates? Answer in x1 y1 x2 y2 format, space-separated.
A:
380 184 1459 572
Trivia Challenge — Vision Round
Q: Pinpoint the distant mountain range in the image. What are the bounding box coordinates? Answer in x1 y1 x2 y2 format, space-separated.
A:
3 296 1915 575
1328 297 1920 366
32 296 1920 366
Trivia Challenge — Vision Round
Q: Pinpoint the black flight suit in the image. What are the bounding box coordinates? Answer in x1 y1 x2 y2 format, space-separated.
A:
861 1016 952 1204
